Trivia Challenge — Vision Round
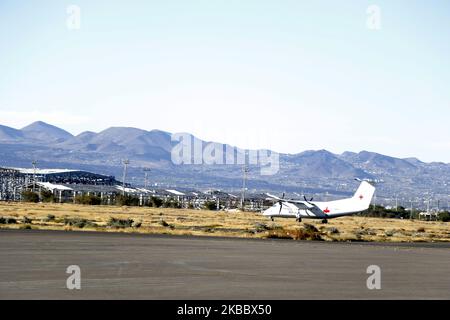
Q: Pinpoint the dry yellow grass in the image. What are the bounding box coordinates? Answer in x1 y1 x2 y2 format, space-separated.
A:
1 202 449 242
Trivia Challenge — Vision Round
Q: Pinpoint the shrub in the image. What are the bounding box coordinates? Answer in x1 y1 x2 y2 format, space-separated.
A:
385 230 395 237
107 217 134 228
75 194 102 205
41 190 55 203
204 201 217 211
303 223 319 233
254 222 270 233
115 194 139 206
45 214 56 222
19 225 32 230
149 197 163 208
0 217 16 224
417 227 426 233
266 226 323 241
163 199 181 208
22 191 39 203
356 228 377 236
291 227 322 241
159 219 170 227
23 216 32 224
266 230 292 239
328 227 340 234
64 218 97 228
269 224 283 230
132 221 142 228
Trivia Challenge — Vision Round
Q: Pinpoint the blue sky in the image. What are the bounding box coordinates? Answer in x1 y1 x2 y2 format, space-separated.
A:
0 0 449 162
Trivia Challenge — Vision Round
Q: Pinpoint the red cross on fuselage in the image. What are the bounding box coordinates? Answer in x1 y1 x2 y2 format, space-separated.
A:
359 195 364 200
323 207 330 213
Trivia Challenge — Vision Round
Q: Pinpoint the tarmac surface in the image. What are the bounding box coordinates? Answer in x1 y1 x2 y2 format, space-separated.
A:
0 229 449 299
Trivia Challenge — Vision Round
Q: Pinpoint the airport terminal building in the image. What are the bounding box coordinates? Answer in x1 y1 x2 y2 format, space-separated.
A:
0 167 120 202
0 166 262 209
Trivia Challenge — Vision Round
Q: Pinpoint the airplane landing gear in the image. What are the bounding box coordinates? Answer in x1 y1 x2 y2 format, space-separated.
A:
271 217 274 221
296 217 302 223
321 219 328 224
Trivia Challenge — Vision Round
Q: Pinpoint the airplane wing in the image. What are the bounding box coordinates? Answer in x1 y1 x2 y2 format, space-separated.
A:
288 200 316 209
265 194 317 209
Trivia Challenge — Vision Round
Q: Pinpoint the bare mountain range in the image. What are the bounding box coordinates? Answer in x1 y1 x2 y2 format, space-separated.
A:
0 121 449 204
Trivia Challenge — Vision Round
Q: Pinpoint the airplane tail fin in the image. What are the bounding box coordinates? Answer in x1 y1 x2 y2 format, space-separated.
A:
352 181 376 210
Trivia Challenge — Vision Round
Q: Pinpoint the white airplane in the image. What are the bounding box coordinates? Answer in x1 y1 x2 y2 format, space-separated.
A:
263 180 376 223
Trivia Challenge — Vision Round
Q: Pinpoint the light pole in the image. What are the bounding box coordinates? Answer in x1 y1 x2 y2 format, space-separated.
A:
32 160 37 193
373 190 377 208
122 159 130 196
240 165 249 210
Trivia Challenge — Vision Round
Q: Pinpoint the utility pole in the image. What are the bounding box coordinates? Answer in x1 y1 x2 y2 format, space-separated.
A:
122 159 130 196
32 160 37 193
143 168 151 189
410 200 413 220
240 165 249 210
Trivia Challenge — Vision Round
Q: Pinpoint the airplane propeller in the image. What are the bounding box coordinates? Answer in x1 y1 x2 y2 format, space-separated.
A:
303 195 314 202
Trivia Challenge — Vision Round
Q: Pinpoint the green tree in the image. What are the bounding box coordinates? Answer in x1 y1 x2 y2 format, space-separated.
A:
75 194 102 205
438 211 450 222
204 200 217 211
41 190 55 203
148 196 163 208
22 191 39 203
115 194 140 206
163 199 181 208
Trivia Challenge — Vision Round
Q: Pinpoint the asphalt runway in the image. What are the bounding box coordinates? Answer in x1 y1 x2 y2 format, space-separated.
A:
0 229 449 299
